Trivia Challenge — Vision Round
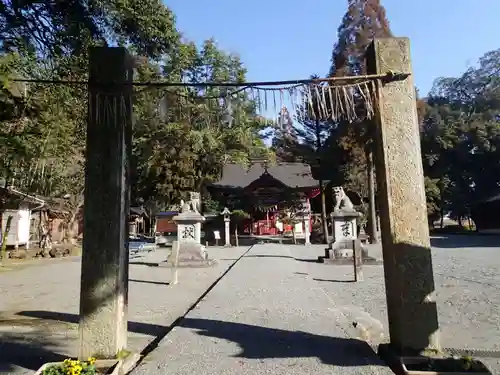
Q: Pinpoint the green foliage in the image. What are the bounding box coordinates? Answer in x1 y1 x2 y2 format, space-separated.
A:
0 215 13 259
202 196 221 214
131 39 269 208
421 48 500 223
319 0 393 200
0 2 269 221
0 0 179 59
42 358 97 375
231 209 250 221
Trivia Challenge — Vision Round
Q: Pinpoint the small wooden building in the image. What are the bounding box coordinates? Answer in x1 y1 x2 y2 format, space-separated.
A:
155 211 178 235
31 197 80 244
129 206 149 236
0 187 45 248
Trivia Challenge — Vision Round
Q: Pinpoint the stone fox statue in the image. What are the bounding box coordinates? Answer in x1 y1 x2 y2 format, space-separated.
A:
189 192 201 213
333 186 355 212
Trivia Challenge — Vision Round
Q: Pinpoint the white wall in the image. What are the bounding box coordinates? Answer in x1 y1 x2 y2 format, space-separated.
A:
17 208 31 244
1 208 30 246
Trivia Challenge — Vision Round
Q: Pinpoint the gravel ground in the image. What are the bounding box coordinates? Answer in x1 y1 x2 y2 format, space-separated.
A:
0 246 248 375
3 235 499 374
132 244 392 375
291 235 500 373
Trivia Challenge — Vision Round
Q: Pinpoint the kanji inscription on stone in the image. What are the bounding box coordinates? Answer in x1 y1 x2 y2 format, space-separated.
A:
182 225 195 239
341 222 351 237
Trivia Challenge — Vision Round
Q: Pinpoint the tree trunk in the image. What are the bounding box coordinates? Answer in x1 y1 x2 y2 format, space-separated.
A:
63 208 80 245
439 207 444 229
1 215 13 260
319 180 329 244
366 147 378 244
292 225 297 245
315 119 329 244
39 211 52 253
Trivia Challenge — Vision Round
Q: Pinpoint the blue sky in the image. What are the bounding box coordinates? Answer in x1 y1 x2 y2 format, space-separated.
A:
164 0 499 96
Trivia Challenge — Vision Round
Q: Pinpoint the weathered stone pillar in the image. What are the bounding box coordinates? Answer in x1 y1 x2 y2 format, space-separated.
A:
221 207 231 247
367 37 440 352
79 47 133 358
304 216 311 245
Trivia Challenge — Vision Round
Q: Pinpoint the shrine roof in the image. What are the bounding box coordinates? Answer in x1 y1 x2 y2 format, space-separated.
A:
211 162 320 189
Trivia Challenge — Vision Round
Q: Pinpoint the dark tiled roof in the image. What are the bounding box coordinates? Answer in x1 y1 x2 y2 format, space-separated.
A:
212 162 319 189
130 206 148 217
156 211 178 217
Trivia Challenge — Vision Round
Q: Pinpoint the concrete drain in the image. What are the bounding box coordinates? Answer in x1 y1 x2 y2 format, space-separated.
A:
443 347 500 359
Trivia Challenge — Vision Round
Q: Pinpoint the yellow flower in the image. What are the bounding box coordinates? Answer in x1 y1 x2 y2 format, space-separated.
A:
88 357 97 365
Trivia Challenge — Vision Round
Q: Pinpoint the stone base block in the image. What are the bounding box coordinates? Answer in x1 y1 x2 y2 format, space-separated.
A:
178 242 208 261
158 259 218 268
318 256 382 265
318 240 382 265
160 242 217 268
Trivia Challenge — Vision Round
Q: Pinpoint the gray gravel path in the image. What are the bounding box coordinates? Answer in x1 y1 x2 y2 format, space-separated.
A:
0 246 248 375
290 235 500 373
132 244 392 375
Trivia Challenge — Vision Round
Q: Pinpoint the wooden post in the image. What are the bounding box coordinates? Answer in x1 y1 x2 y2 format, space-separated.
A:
79 47 133 359
353 239 363 282
171 240 180 285
367 37 440 353
234 227 239 247
367 149 378 244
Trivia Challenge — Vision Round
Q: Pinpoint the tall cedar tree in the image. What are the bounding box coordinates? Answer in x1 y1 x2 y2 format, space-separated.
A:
328 0 392 243
272 107 300 162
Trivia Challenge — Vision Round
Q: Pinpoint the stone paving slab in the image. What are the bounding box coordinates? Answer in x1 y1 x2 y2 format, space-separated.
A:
0 246 249 375
132 244 393 375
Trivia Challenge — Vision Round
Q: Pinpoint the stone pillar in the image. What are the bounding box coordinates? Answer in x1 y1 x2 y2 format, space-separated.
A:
195 222 202 243
221 207 231 247
304 215 311 245
172 204 213 266
224 219 230 246
367 37 440 352
79 47 132 358
330 210 359 257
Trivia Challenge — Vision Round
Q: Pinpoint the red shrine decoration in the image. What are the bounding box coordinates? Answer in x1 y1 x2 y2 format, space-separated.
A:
208 160 322 236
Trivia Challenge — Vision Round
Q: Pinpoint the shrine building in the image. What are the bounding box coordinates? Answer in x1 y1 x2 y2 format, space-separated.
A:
208 159 321 236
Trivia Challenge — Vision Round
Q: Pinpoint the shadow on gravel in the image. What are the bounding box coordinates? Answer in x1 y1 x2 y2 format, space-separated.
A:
17 311 169 337
244 254 319 263
431 235 500 249
179 318 385 367
129 278 170 286
313 278 355 283
0 332 67 373
129 261 160 267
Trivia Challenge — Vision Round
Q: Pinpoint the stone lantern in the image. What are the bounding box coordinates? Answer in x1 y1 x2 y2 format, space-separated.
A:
220 207 231 247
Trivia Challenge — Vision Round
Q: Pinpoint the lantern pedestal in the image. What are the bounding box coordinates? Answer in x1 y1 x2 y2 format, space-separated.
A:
220 207 232 247
319 209 379 264
167 203 216 268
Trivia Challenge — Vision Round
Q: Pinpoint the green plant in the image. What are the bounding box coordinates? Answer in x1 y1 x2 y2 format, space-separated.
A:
116 348 131 360
231 209 250 220
415 356 486 372
42 358 97 375
202 196 221 214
